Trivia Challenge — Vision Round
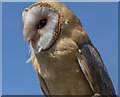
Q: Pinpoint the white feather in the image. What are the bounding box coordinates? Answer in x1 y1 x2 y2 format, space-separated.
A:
77 54 94 92
24 5 59 53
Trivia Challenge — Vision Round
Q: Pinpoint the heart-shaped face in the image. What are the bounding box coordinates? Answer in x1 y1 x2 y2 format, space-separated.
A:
22 3 60 53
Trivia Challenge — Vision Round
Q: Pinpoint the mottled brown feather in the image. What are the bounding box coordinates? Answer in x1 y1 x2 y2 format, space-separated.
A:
79 44 116 96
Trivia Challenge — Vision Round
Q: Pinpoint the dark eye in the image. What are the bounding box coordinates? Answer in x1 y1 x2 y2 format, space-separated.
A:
36 18 47 29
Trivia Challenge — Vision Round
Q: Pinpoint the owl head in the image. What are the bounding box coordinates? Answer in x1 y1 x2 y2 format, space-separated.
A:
22 1 82 54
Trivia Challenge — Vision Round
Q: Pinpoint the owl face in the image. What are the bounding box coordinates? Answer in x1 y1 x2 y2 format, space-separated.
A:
23 1 82 54
22 3 60 53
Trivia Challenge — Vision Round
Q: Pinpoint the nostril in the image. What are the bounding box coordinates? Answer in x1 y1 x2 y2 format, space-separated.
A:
31 33 41 42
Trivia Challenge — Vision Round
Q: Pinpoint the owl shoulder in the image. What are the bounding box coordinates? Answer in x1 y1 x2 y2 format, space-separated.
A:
71 27 92 49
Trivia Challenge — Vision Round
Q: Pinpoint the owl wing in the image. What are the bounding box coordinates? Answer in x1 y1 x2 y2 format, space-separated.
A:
78 44 116 96
37 71 51 96
29 51 51 96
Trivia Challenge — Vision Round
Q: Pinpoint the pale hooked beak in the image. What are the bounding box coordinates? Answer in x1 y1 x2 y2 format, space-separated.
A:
26 33 41 42
31 33 41 42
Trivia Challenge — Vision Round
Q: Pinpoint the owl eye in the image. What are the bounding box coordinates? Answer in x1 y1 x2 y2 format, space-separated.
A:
36 18 47 29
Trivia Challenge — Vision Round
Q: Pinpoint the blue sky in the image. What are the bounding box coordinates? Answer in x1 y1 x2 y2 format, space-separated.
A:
2 2 118 95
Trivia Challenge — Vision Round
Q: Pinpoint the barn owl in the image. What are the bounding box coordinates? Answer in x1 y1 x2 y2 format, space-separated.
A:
22 1 116 96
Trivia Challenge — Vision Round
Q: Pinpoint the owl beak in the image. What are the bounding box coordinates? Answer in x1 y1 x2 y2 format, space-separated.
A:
24 31 41 42
31 33 41 42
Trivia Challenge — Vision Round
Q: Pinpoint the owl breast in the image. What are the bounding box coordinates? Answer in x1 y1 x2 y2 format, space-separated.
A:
35 38 93 95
